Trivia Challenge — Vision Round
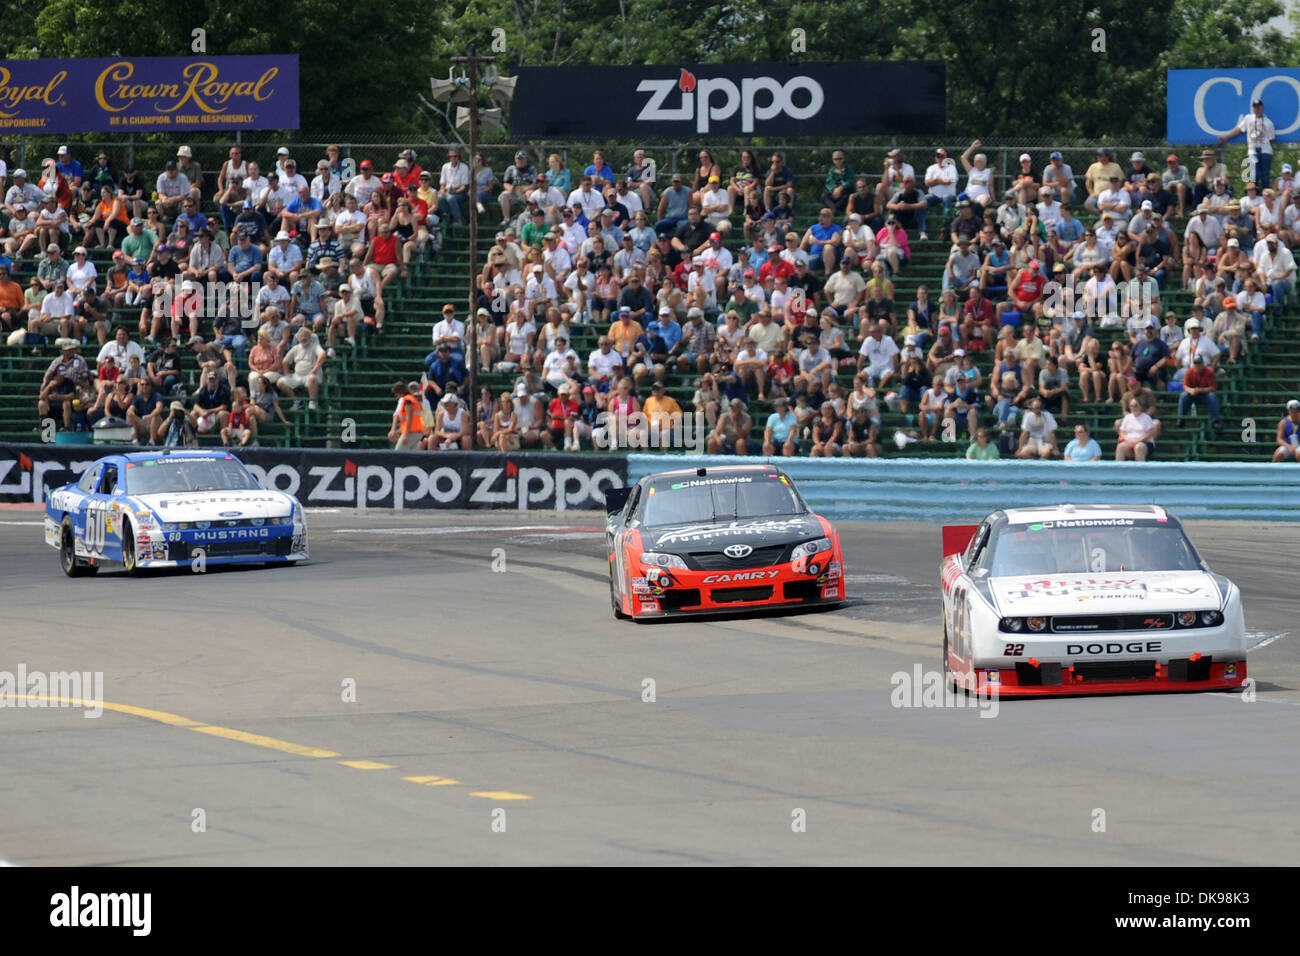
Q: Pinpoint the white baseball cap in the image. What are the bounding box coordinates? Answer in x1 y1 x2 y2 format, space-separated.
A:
513 382 528 396
1140 200 1153 211
275 230 291 241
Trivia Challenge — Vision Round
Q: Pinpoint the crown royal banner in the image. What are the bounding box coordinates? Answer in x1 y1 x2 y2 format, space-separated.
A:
0 56 299 133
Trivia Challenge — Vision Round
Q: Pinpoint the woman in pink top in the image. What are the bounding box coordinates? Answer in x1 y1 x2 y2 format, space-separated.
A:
1115 398 1158 461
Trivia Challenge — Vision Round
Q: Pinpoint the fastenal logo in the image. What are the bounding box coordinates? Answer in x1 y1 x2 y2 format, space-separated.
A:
0 664 103 718
724 544 753 559
636 68 824 133
891 664 999 718
592 408 706 452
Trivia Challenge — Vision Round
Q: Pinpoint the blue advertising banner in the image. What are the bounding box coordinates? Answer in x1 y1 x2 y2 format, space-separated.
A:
0 56 299 133
1167 68 1300 144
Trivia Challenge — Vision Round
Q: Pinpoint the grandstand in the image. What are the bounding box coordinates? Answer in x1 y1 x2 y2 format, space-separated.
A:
2 143 1297 461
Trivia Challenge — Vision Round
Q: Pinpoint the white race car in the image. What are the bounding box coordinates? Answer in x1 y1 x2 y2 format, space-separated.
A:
45 450 308 575
941 505 1248 696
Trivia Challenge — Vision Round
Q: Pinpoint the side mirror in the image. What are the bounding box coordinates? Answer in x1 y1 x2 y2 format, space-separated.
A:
604 486 631 515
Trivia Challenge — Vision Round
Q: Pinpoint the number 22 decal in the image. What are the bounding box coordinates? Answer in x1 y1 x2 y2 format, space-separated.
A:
1003 643 1025 656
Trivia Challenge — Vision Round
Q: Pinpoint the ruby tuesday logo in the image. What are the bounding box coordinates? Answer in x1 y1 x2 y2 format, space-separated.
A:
636 67 824 134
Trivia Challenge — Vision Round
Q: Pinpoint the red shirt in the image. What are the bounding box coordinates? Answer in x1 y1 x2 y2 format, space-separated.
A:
394 168 421 193
371 234 400 266
672 260 691 291
964 297 995 324
761 258 795 282
1183 364 1216 391
408 197 430 226
1014 271 1043 305
548 396 579 426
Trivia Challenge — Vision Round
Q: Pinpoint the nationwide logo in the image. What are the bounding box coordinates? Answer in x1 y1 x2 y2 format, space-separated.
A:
636 68 825 133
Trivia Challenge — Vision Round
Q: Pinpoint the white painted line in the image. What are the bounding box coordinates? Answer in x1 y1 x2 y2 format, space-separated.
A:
0 860 18 866
334 525 598 536
1248 631 1291 650
0 521 45 526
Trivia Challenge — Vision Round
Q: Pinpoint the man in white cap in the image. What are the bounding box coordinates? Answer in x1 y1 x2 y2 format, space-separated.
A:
175 145 203 202
268 229 305 283
4 168 42 219
55 145 83 189
1219 96 1276 188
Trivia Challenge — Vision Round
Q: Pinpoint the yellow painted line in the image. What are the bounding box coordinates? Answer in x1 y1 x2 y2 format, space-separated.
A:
469 791 533 801
192 725 341 759
6 694 341 758
8 695 531 798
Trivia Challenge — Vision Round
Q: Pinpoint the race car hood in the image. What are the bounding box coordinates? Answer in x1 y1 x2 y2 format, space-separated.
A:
988 570 1223 615
644 515 825 552
131 490 296 522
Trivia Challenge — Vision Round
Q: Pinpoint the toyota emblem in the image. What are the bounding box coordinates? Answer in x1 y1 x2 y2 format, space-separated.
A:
724 544 753 559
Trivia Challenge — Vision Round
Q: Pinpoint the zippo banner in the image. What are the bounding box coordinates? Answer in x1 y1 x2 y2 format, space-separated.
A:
0 445 625 510
1167 68 1300 144
0 56 299 133
509 61 946 138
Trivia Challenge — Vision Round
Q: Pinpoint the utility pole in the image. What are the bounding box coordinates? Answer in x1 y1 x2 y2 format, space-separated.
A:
451 51 494 447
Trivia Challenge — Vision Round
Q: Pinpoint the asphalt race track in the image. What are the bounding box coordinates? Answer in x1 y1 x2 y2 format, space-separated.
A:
1 511 1296 866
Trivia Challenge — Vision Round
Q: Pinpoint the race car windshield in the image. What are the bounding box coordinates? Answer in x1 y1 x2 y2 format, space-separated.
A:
122 458 262 496
642 475 804 527
987 522 1201 576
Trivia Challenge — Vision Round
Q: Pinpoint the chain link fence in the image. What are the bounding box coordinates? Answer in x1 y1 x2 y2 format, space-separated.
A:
4 132 1270 203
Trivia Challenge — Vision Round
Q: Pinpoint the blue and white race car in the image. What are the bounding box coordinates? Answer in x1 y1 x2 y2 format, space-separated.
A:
44 450 308 575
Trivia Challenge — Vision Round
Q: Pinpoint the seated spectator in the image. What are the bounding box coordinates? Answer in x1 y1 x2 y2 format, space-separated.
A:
1130 319 1171 385
37 340 89 430
808 403 843 457
874 215 910 274
422 386 468 450
1176 353 1222 429
707 397 752 455
733 336 769 400
944 237 981 293
1062 422 1102 461
1256 232 1294 306
1211 296 1250 363
1016 397 1059 458
123 378 164 443
424 342 467 399
943 374 981 440
1038 355 1070 419
762 396 798 455
189 368 231 436
1273 399 1300 462
438 148 471 224
29 276 76 342
220 391 257 447
1116 397 1159 461
918 374 947 440
965 426 999 460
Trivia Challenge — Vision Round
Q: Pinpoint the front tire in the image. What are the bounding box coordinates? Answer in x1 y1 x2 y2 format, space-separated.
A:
60 517 89 577
121 519 139 575
610 559 629 620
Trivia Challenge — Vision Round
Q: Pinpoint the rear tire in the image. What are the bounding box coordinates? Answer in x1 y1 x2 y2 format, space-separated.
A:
59 517 87 578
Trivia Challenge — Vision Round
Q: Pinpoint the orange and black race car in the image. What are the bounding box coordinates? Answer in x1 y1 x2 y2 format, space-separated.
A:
604 464 845 620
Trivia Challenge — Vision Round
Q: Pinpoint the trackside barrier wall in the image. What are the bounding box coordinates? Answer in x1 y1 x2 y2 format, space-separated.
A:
0 444 625 510
625 456 1300 522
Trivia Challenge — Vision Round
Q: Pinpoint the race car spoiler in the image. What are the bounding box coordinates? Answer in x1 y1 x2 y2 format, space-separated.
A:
942 524 979 558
